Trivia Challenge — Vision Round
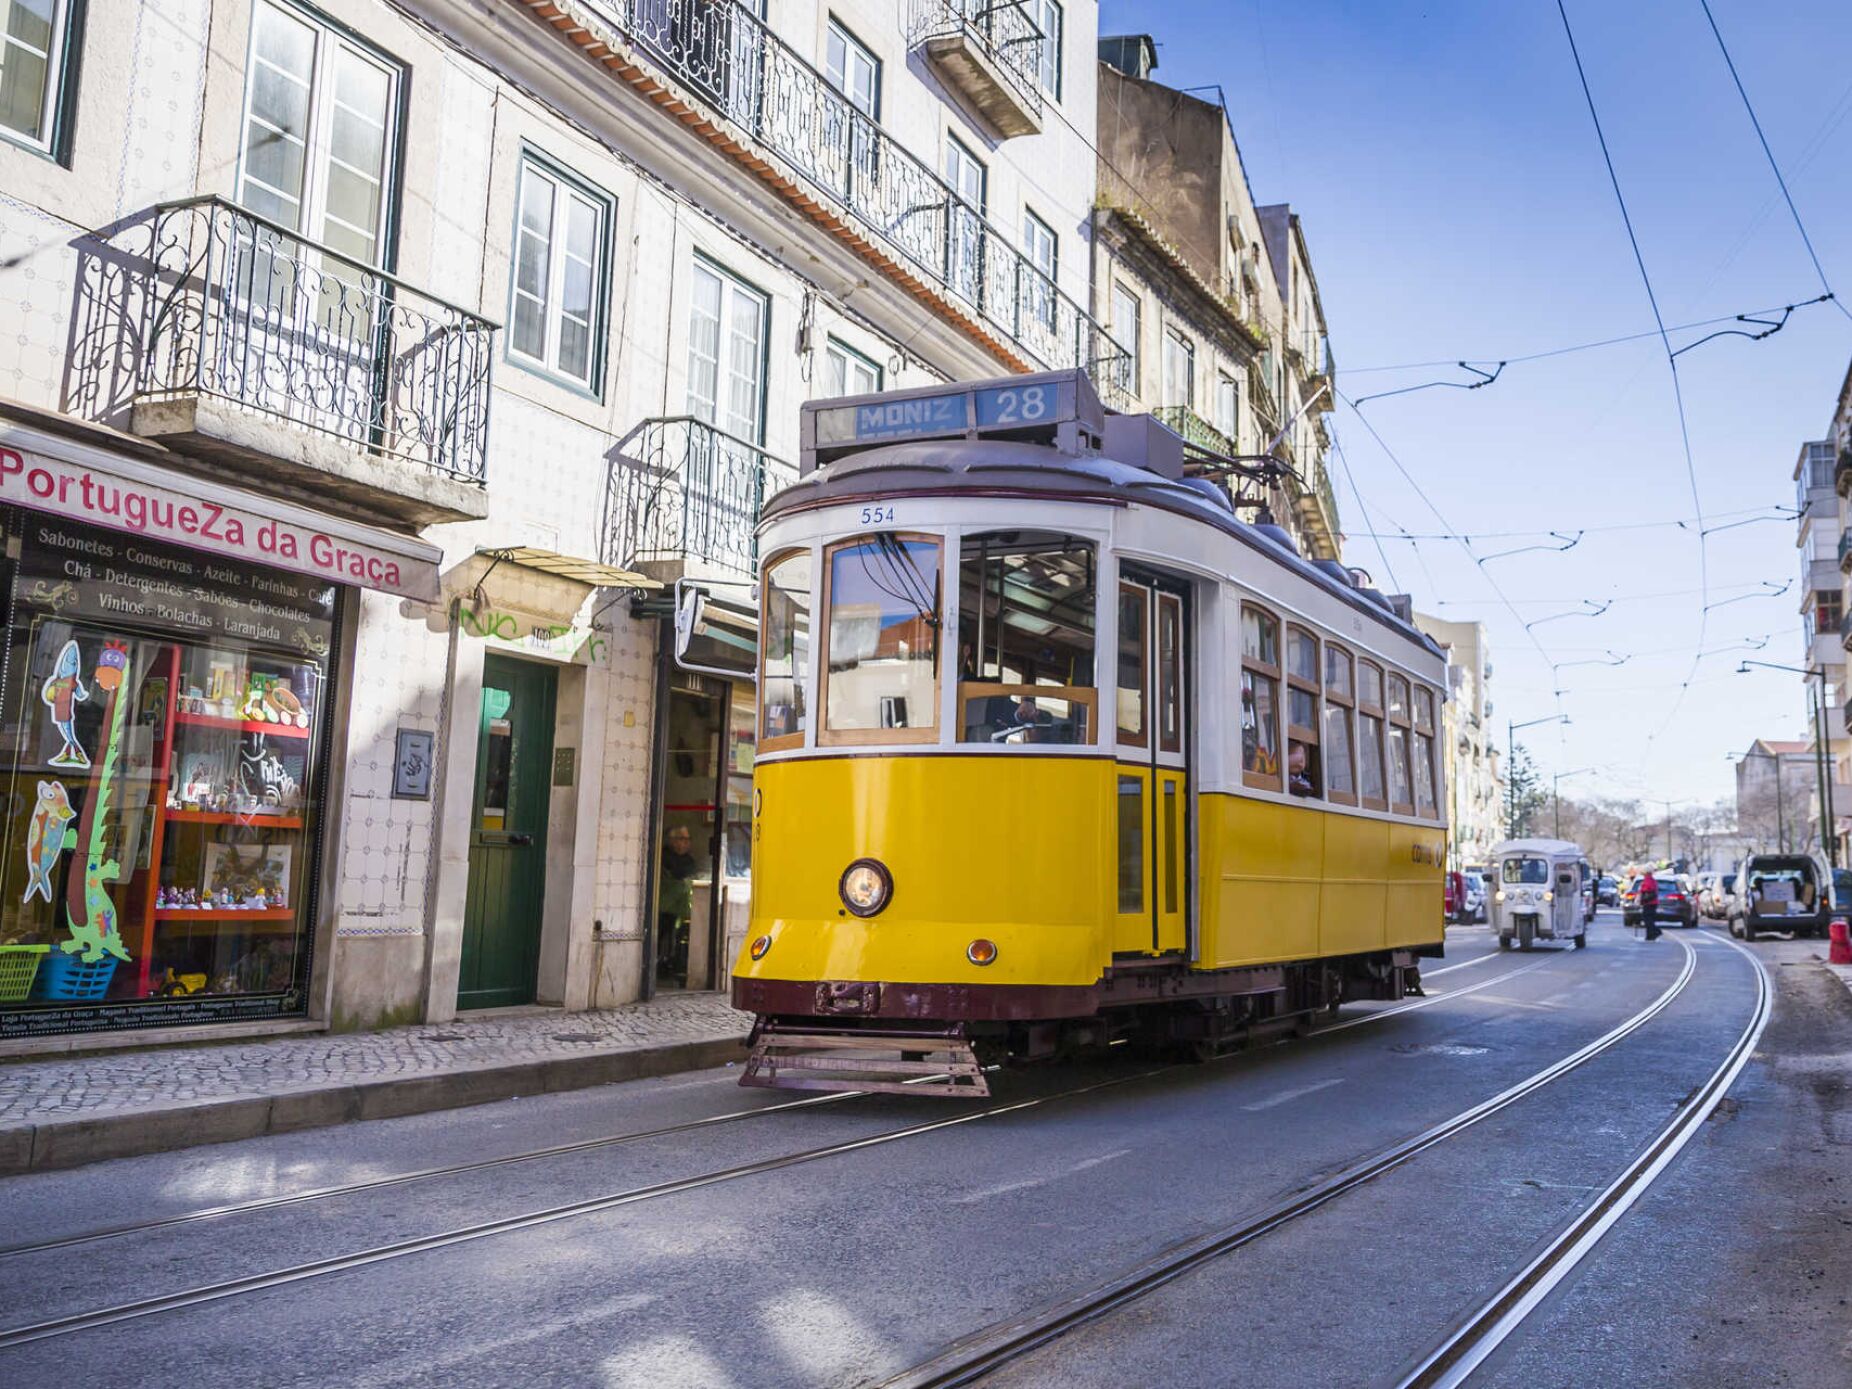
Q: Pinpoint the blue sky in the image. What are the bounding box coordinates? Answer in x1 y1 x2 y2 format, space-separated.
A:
1099 0 1852 806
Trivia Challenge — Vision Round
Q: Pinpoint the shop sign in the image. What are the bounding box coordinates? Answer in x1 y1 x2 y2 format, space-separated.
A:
0 439 441 601
458 606 607 665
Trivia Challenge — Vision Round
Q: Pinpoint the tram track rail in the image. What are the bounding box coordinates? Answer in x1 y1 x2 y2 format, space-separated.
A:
0 942 1602 1354
868 936 1701 1389
0 952 1551 1265
1392 929 1772 1388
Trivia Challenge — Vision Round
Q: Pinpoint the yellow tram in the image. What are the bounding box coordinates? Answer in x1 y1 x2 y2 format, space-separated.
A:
731 371 1448 1094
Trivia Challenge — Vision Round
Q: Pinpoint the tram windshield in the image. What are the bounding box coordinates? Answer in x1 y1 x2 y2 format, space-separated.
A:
957 532 1097 746
822 535 941 740
1501 857 1549 885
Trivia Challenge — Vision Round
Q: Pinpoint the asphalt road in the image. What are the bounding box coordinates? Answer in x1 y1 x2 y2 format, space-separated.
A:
0 912 1844 1389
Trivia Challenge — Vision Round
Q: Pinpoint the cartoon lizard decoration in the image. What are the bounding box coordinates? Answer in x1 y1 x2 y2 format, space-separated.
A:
60 641 133 965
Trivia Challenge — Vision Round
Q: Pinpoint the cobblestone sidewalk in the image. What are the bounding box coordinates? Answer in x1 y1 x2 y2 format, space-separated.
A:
0 993 752 1172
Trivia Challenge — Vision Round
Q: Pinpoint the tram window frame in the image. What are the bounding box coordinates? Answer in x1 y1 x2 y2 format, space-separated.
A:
818 532 943 747
1158 591 1184 755
1413 684 1439 819
957 531 1099 749
1285 624 1320 799
758 547 813 753
1323 642 1358 807
1116 580 1149 750
1357 658 1388 812
1386 671 1415 816
1240 602 1283 792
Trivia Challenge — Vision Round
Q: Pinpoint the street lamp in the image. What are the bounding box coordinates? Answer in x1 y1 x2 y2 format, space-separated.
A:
1552 767 1593 839
1508 714 1570 837
1737 661 1838 866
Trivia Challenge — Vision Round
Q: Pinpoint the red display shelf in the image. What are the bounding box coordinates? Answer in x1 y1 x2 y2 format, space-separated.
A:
154 907 295 922
163 809 304 829
174 710 310 740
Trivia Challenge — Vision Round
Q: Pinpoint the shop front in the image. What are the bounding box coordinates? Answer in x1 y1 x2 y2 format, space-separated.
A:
0 421 439 1042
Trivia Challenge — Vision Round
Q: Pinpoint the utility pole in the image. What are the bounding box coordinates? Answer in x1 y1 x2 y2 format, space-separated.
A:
1508 715 1569 837
1552 768 1591 840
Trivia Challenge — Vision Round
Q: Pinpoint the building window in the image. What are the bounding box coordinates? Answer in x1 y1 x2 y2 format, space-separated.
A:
1163 328 1195 411
945 135 988 306
1111 281 1141 395
0 0 75 155
824 338 881 397
1215 372 1239 444
1028 0 1062 98
825 17 879 115
237 0 402 269
508 155 611 392
687 257 768 445
1022 208 1057 329
1817 589 1843 636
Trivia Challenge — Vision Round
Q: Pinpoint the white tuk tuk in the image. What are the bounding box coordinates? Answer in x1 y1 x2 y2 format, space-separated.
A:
1490 838 1589 951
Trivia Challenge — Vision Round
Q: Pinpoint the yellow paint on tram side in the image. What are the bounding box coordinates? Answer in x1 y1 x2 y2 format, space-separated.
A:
738 756 1445 990
1197 794 1445 968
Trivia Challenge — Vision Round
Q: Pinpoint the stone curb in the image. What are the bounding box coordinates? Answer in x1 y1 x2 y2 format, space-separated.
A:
0 1033 748 1176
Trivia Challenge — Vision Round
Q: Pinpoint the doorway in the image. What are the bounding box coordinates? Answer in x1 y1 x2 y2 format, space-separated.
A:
458 654 556 1010
653 680 730 992
1112 571 1191 956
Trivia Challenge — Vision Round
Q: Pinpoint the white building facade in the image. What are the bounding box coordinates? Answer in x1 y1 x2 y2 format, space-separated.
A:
0 0 1125 1049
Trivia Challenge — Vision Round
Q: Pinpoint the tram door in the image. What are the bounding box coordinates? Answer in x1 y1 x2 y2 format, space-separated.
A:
1113 573 1190 956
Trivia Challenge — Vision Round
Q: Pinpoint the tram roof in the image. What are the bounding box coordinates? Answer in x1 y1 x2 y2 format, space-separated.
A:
762 435 1442 658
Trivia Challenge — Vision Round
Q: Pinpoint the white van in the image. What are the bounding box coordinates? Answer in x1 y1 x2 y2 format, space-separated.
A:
1490 838 1590 951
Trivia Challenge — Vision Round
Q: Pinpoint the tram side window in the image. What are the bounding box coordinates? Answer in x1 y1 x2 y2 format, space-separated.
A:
957 532 1097 746
1358 660 1387 810
1241 605 1282 789
1286 625 1320 798
1386 672 1413 813
1117 582 1147 747
1413 685 1439 818
1324 643 1357 804
760 550 812 751
822 535 941 743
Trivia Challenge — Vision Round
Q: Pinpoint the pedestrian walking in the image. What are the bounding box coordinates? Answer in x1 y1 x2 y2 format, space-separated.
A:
1638 868 1661 941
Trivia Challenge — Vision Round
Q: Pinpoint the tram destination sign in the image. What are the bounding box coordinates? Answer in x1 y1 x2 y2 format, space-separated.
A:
802 369 1104 471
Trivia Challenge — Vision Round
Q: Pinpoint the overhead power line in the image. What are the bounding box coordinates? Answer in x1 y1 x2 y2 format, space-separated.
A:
1698 0 1852 322
1554 0 1711 740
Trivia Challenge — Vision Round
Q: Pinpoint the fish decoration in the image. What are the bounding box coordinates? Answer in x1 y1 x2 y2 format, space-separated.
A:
21 780 75 905
62 641 133 966
41 638 90 769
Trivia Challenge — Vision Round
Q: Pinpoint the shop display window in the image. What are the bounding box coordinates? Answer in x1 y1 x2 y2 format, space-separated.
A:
0 516 338 1036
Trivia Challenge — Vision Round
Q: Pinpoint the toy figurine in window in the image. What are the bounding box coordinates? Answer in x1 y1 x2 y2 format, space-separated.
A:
41 639 92 769
61 641 134 965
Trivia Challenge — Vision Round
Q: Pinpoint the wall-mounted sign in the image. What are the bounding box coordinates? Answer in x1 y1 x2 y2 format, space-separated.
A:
392 728 435 799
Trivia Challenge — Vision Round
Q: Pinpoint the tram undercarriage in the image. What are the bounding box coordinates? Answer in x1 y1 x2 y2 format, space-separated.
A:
737 948 1431 1097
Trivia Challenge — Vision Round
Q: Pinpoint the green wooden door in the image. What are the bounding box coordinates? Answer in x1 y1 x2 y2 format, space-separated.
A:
458 655 556 1010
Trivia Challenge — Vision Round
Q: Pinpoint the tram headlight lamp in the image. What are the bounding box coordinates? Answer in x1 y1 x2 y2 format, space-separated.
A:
839 858 893 918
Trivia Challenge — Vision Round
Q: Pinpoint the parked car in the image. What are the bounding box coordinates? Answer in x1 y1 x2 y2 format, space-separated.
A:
1700 872 1737 919
1445 870 1465 923
1462 870 1488 924
1597 875 1620 907
1736 855 1831 940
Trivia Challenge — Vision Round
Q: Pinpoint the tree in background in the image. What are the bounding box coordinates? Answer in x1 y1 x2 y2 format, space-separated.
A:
1506 744 1549 838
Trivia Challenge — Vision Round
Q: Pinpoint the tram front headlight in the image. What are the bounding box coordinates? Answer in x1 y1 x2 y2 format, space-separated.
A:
839 858 893 918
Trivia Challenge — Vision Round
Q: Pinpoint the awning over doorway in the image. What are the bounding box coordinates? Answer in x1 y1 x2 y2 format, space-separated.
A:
474 546 661 591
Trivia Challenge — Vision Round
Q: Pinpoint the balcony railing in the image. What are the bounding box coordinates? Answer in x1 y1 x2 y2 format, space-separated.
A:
100 196 493 485
580 0 1125 392
604 416 797 575
1839 530 1852 573
1152 405 1238 458
904 0 1045 134
1836 448 1852 499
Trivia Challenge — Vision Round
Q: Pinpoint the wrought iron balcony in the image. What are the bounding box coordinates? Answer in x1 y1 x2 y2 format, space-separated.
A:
1839 529 1852 573
580 0 1124 393
77 196 492 524
1836 447 1852 499
1152 405 1238 458
604 416 797 576
905 0 1045 139
1839 608 1852 649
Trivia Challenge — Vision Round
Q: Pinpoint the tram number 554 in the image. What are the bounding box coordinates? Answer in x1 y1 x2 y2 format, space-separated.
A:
859 505 897 525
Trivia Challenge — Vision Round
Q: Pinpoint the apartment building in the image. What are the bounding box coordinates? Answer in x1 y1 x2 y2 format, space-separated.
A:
1413 613 1503 866
1091 36 1340 561
0 0 1120 1048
